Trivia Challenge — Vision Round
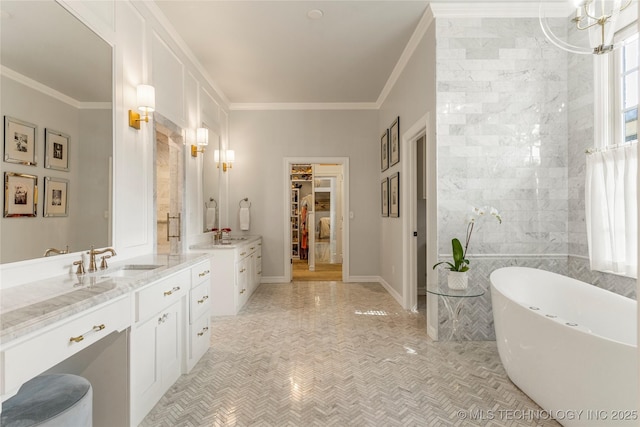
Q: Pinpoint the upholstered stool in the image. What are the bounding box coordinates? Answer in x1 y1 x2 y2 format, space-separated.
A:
1 374 92 427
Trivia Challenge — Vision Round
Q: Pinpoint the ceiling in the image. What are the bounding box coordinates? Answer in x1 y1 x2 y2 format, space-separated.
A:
154 1 432 106
155 0 562 107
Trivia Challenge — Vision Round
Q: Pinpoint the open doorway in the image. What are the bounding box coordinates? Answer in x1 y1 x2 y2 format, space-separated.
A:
154 115 184 255
285 158 349 282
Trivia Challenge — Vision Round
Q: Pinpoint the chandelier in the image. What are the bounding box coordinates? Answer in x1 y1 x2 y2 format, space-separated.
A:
540 0 634 55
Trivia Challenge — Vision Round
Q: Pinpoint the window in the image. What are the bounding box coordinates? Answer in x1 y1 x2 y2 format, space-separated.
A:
586 14 638 278
614 29 638 145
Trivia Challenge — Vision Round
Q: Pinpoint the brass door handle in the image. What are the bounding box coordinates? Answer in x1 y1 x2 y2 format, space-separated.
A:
199 270 210 277
197 326 209 337
197 295 209 304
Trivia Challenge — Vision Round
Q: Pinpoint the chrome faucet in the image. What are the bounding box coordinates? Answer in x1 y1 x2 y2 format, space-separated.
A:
87 246 117 272
43 246 68 257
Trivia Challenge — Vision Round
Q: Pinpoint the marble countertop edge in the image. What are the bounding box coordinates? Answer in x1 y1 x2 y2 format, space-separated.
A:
0 253 209 344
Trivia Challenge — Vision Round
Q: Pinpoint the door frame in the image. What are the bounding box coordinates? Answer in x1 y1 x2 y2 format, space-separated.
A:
283 157 349 282
401 113 438 338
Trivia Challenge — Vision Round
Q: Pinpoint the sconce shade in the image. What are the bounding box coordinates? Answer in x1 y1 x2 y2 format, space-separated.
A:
214 149 234 171
137 85 155 112
197 128 209 146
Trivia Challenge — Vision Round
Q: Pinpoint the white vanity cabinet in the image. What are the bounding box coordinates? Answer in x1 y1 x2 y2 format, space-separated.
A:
209 237 262 315
186 261 212 372
1 295 131 400
129 269 190 426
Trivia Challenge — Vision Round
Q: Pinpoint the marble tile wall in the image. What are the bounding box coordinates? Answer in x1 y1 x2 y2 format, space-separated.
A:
435 17 568 258
434 17 635 341
567 24 594 259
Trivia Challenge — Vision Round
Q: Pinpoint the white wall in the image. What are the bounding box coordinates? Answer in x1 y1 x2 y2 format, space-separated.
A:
228 109 379 280
378 22 436 297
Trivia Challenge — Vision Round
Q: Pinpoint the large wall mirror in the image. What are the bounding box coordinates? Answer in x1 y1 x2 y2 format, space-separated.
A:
0 0 113 263
202 127 221 233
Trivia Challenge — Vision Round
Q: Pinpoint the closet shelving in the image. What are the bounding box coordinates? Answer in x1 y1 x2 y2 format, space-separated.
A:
291 164 312 259
291 188 300 259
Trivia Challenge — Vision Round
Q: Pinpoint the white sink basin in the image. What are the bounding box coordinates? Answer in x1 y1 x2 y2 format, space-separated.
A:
100 264 162 278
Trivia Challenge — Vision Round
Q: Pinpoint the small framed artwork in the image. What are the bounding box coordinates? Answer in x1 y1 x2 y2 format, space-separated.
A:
380 129 389 171
44 177 69 217
45 129 70 171
390 116 400 167
389 172 400 218
4 172 37 217
4 116 37 166
381 177 389 217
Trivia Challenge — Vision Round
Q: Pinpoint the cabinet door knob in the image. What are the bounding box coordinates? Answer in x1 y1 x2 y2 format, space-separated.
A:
240 251 247 256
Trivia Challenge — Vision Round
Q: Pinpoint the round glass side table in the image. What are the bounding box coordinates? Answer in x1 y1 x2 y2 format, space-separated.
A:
426 283 485 340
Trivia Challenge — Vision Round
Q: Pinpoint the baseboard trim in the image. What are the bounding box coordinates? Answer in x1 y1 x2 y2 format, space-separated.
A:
377 276 404 308
346 275 381 283
260 276 287 284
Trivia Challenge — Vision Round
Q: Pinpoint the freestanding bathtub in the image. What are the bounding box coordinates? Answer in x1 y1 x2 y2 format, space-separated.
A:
490 267 637 427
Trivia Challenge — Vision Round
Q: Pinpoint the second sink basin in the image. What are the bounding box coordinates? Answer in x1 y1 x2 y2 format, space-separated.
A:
101 264 162 278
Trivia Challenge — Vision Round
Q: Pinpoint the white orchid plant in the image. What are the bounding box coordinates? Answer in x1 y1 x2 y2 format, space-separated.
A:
433 206 502 272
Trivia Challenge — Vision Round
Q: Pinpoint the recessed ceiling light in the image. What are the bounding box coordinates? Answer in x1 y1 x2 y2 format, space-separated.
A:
307 9 324 20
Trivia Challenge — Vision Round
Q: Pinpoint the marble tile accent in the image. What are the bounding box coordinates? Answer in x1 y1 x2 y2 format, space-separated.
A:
436 256 567 341
142 281 558 426
568 256 637 299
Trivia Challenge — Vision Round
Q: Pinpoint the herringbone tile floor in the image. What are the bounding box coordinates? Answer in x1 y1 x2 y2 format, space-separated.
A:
141 281 559 427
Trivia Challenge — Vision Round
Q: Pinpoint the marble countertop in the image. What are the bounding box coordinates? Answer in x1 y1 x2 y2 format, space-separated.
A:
0 253 208 344
189 235 261 250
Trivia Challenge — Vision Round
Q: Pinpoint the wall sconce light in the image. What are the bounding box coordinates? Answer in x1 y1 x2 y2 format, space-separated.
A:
129 84 155 129
191 127 209 157
214 149 235 172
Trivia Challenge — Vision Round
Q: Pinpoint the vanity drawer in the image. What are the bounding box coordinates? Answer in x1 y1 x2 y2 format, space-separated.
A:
189 279 211 323
136 270 189 322
189 313 210 361
2 295 131 398
191 260 211 284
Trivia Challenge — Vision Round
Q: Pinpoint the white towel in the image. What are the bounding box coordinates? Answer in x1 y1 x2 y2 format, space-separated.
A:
239 207 250 231
206 208 216 230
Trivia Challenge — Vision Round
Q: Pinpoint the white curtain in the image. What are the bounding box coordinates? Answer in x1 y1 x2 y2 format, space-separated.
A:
585 144 638 278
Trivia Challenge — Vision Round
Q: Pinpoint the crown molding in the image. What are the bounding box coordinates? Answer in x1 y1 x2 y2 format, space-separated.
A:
229 102 379 111
429 2 572 18
1 66 111 110
376 6 435 108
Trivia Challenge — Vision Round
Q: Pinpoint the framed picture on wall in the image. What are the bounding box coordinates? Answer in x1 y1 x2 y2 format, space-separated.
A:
4 116 37 166
45 129 70 171
389 172 400 218
43 176 69 217
4 172 37 217
380 129 389 171
381 177 389 217
390 116 400 166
